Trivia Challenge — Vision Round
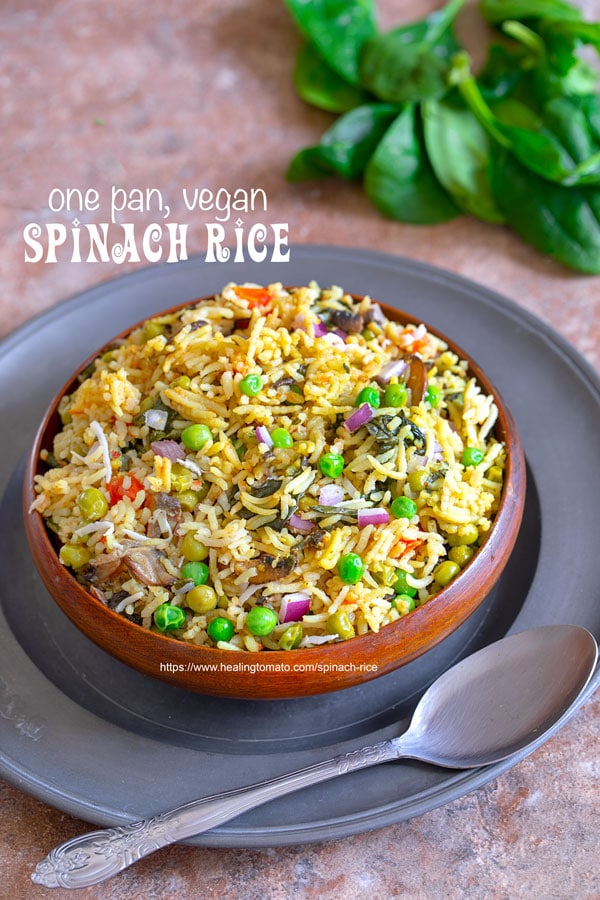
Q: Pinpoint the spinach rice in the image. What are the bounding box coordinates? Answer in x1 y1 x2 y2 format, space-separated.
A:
31 282 506 651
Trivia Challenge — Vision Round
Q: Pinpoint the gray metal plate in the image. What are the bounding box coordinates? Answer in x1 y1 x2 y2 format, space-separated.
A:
1 246 598 847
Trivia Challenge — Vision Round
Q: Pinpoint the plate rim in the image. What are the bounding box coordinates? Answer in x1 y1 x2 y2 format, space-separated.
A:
1 245 599 846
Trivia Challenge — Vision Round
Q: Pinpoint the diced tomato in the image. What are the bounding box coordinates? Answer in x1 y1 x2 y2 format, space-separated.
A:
108 474 144 505
389 538 423 559
233 286 272 308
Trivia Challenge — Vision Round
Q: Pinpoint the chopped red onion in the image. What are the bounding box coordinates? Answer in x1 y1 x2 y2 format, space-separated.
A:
322 332 346 349
357 507 390 527
291 313 306 331
432 440 444 460
375 359 409 386
344 403 374 433
151 439 185 461
279 591 311 623
319 484 344 506
333 328 348 342
313 319 328 337
144 409 169 431
288 513 315 533
255 425 273 449
367 303 386 325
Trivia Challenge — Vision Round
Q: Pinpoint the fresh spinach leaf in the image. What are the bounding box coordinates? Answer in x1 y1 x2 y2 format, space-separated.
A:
453 53 600 186
287 103 399 181
574 95 600 144
539 19 600 53
502 20 598 100
478 44 531 102
284 0 376 87
286 148 333 182
481 0 582 26
359 0 465 103
293 43 371 113
422 96 505 222
315 103 400 177
490 149 600 273
364 105 459 223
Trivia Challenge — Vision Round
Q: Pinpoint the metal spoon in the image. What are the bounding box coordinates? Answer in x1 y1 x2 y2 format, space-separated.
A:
32 624 598 889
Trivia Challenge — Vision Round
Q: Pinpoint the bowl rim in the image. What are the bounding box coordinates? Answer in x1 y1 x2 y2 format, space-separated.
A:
23 289 526 690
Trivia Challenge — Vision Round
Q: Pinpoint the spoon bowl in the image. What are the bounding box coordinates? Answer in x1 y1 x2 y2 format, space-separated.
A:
390 624 598 767
32 625 598 890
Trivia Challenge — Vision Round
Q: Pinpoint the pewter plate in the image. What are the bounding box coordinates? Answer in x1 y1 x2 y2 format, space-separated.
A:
1 246 598 847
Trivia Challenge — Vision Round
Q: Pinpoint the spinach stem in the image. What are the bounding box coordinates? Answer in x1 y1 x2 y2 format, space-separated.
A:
450 52 512 149
427 0 467 46
502 20 545 59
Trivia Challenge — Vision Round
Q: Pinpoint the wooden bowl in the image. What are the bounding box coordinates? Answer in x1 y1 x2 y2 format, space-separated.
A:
23 296 525 699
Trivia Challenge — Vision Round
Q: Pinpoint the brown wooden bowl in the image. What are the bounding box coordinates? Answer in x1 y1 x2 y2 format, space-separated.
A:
23 294 525 699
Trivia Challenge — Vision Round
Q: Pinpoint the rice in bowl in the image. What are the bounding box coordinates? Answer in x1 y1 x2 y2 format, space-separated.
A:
31 282 506 653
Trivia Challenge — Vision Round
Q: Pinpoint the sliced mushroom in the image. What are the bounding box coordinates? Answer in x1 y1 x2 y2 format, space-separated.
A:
89 585 107 604
236 551 299 584
87 550 125 583
123 547 176 586
329 309 364 334
146 492 182 537
405 354 428 404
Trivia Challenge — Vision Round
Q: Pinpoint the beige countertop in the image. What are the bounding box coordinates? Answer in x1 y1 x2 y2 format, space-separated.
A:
2 1 598 897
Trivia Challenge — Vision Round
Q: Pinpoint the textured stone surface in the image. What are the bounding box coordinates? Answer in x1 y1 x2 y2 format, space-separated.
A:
1 1 599 897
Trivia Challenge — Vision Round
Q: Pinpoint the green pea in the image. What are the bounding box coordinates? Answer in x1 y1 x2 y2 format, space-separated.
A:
426 385 441 407
447 524 479 546
392 593 416 614
337 553 364 585
170 463 194 493
177 490 202 511
181 561 209 585
246 605 278 636
488 465 503 483
355 386 380 408
448 545 475 568
186 584 218 614
462 447 484 467
171 375 191 390
240 374 263 397
384 383 408 408
143 321 166 341
271 427 293 449
408 470 427 493
362 328 376 341
180 532 209 561
154 603 186 631
207 616 235 643
77 487 109 522
181 424 212 451
393 569 417 597
319 452 344 478
326 609 355 640
391 496 417 519
59 544 91 570
433 560 461 586
279 623 303 650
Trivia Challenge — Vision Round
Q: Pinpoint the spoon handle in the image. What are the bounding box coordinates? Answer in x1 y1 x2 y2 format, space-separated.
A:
31 739 402 889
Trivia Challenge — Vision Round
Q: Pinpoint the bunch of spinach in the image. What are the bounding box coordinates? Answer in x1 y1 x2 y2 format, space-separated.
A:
284 0 600 273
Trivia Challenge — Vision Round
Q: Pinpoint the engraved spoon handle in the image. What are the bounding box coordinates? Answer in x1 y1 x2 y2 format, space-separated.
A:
32 738 404 889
